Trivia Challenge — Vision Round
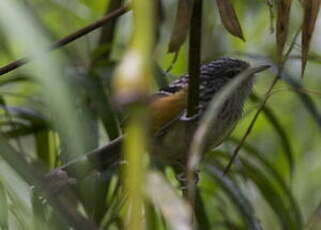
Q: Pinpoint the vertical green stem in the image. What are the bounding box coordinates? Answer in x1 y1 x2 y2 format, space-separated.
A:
124 107 147 230
119 1 154 230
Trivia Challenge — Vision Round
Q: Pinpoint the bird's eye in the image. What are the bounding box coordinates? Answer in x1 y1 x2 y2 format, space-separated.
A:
225 70 239 78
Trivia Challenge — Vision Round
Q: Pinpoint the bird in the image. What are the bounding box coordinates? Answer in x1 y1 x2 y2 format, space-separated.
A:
48 57 269 188
92 57 268 172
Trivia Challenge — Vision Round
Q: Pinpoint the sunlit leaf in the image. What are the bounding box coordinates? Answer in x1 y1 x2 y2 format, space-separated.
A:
216 0 245 41
302 0 321 77
168 0 193 53
276 0 292 59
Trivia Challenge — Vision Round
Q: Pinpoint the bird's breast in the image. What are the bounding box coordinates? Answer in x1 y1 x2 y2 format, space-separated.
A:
149 109 240 166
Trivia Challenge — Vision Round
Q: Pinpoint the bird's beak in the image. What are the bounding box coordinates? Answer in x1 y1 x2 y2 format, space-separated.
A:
249 64 270 75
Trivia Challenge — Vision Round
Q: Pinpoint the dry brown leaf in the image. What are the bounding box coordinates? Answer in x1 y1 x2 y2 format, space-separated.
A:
276 0 292 59
302 0 321 77
216 0 245 41
168 0 193 53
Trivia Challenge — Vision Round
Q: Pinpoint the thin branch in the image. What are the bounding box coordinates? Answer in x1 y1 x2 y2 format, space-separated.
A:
187 0 203 117
0 4 130 77
223 27 301 175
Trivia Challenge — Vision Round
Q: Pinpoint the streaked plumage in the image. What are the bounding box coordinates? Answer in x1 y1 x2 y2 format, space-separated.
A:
91 57 263 174
149 57 252 168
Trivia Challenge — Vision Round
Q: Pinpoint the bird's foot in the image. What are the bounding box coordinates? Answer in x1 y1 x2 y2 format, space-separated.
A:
176 169 200 190
179 107 202 122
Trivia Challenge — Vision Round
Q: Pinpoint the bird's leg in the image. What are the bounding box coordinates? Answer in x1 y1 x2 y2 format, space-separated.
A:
174 163 200 191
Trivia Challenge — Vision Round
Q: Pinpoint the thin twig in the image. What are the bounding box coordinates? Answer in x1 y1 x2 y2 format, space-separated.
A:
166 51 179 73
0 4 130 77
223 27 302 175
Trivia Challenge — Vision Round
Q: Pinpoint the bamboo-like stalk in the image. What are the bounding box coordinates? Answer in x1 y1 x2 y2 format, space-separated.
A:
113 0 155 229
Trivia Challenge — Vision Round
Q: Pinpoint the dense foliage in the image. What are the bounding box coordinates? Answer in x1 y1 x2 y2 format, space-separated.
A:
0 0 320 229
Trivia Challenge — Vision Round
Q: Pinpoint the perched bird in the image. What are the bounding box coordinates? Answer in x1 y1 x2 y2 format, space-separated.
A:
93 57 268 173
49 57 269 186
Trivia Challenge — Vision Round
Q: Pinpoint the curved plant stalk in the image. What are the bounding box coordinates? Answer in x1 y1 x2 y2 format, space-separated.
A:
187 65 270 199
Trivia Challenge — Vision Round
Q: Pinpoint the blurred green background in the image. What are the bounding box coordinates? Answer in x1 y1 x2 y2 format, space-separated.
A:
0 0 320 229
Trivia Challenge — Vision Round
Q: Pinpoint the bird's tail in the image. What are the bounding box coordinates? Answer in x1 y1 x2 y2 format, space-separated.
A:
45 137 123 194
87 136 123 171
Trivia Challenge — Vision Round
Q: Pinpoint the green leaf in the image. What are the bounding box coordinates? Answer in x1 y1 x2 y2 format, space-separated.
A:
0 182 8 230
250 93 294 176
1 106 46 126
205 164 263 230
35 129 56 169
239 159 303 230
230 139 303 229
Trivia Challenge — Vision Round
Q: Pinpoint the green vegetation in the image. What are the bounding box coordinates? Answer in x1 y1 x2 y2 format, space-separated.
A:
0 0 320 229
